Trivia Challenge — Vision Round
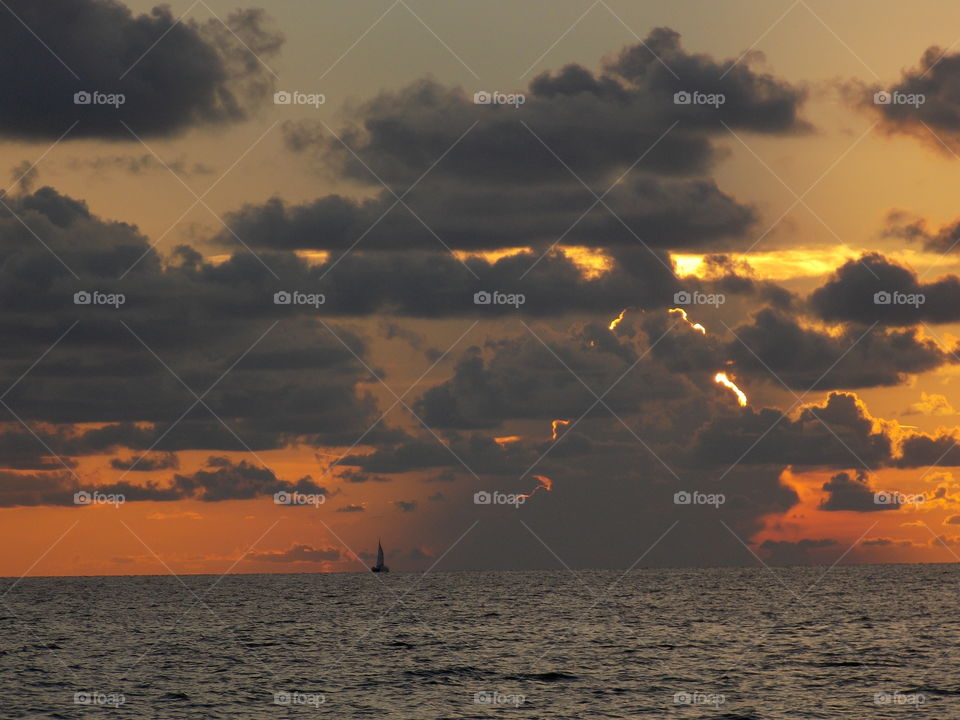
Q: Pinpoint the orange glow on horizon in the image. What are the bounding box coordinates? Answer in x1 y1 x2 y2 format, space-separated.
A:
551 419 571 440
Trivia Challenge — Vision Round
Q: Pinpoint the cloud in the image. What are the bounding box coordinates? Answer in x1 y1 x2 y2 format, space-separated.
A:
810 253 960 326
394 500 417 513
336 504 365 513
301 29 806 188
0 457 328 507
904 392 956 417
220 175 756 253
759 538 837 565
171 459 327 502
250 30 809 262
818 470 893 512
67 154 217 177
728 307 951 388
146 511 202 521
0 186 392 460
882 209 960 254
0 0 281 139
248 543 340 563
944 515 960 525
694 392 893 469
337 469 391 483
861 537 913 547
858 46 960 149
110 452 179 471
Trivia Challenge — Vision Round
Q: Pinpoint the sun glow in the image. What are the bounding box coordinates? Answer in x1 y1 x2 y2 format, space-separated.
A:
609 308 628 331
518 474 554 501
715 372 748 407
551 419 571 440
668 307 706 334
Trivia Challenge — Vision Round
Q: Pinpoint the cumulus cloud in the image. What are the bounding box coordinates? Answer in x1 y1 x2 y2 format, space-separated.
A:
0 0 282 139
858 45 960 149
810 253 960 326
818 470 893 512
904 392 956 417
728 307 952 388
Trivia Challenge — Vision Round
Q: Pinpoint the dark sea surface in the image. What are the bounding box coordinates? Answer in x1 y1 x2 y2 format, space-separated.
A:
1 565 957 718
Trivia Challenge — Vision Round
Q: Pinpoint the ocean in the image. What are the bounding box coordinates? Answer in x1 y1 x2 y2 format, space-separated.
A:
1 565 955 718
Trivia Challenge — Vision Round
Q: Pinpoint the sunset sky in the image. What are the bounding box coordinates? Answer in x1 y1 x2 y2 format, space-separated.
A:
7 0 960 576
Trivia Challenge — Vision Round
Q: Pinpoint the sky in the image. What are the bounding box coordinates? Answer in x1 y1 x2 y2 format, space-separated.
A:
6 0 960 575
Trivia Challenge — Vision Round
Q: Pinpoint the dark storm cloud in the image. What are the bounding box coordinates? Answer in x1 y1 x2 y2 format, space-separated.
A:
248 543 340 563
727 308 951 389
818 470 893 512
809 253 960 326
0 0 281 139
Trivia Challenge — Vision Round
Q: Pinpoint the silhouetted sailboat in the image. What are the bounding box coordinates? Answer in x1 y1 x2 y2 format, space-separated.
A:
371 539 389 573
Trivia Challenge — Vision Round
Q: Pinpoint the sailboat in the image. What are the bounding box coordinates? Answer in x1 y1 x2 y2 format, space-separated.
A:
371 539 389 573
